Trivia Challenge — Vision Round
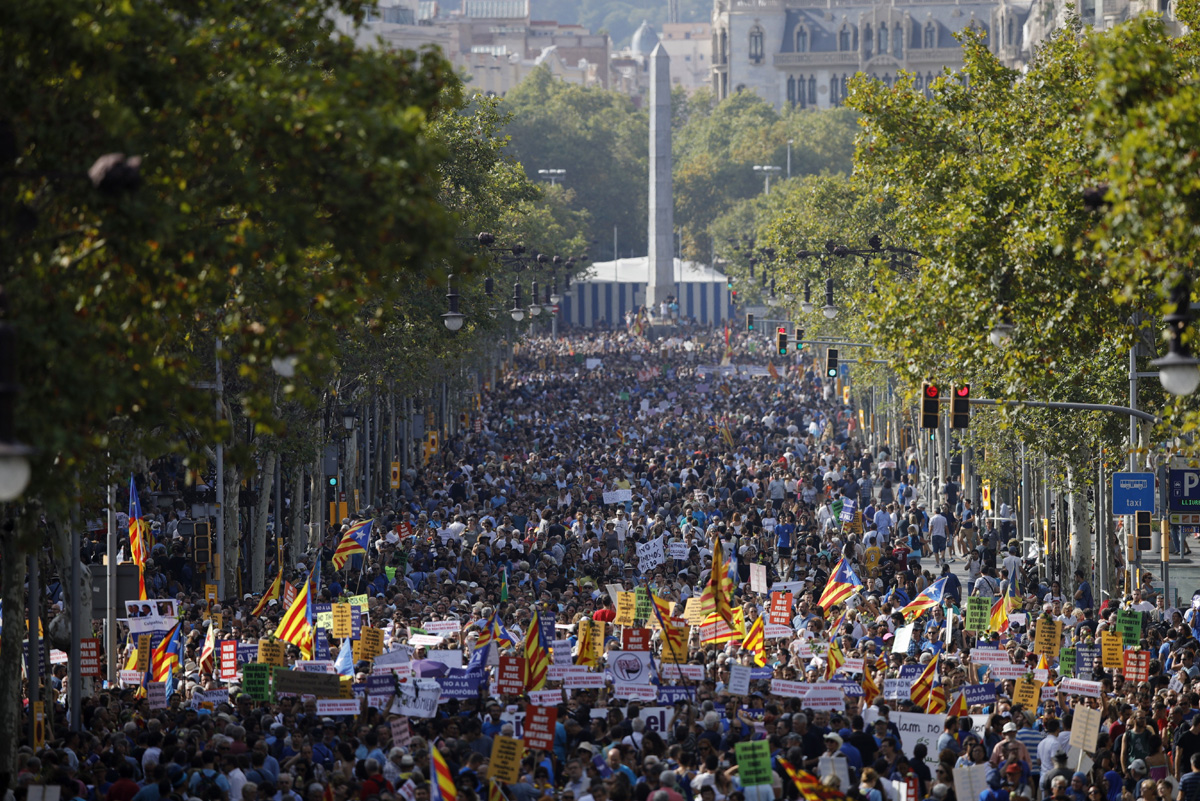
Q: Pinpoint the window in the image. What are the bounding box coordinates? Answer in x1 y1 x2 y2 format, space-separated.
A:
1006 17 1015 44
796 26 809 52
924 23 936 48
749 26 764 64
830 75 840 105
863 24 873 57
787 75 797 105
720 30 728 64
878 25 888 55
914 74 924 91
808 76 817 104
839 26 851 51
894 24 904 57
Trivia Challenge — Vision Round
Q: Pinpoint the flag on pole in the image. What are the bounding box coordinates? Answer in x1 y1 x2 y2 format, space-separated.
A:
899 577 950 621
500 567 509 602
817 558 863 611
575 619 600 668
149 620 183 698
779 759 847 801
698 534 736 628
199 621 217 675
430 746 457 801
128 476 149 601
989 589 1013 633
488 780 509 801
332 519 373 570
949 690 968 717
824 637 845 680
861 666 880 705
274 565 315 659
524 610 550 691
743 615 766 666
910 655 939 709
925 684 947 714
252 569 283 617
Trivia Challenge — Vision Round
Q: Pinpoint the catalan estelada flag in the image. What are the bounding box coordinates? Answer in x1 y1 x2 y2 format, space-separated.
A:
149 620 183 698
274 565 314 659
910 655 939 709
128 476 149 600
817 558 862 611
252 569 283 617
575 619 601 668
524 610 550 691
743 615 766 666
332 519 372 570
431 746 457 801
824 637 845 680
899 576 949 621
861 666 880 705
699 534 736 629
199 620 217 675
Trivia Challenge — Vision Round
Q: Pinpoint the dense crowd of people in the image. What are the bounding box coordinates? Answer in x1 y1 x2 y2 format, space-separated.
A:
19 329 1200 801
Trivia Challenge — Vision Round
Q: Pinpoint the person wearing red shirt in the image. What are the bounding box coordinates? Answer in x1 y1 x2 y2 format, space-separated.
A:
106 763 140 801
593 596 616 623
360 759 395 798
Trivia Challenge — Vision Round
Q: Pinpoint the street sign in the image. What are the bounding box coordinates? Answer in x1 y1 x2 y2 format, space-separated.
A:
1169 469 1200 512
1112 472 1155 514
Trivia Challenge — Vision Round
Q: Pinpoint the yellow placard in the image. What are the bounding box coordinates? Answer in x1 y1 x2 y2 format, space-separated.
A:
1034 620 1063 656
339 676 354 699
1013 677 1042 708
360 627 384 661
615 592 636 627
488 736 525 783
205 584 218 608
258 638 286 667
212 612 223 632
332 603 353 639
1101 630 1124 669
136 635 151 673
32 701 45 751
684 597 705 626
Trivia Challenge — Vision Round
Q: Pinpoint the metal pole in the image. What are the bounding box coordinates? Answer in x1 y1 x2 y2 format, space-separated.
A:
1162 519 1171 607
1020 442 1029 550
106 483 116 682
215 337 225 600
787 139 793 178
1043 456 1051 581
274 454 283 563
27 553 38 748
614 225 618 261
1130 341 1140 588
69 514 81 731
1098 451 1107 604
363 406 371 508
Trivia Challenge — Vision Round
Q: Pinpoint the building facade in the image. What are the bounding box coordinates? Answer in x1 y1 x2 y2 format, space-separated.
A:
710 0 1029 110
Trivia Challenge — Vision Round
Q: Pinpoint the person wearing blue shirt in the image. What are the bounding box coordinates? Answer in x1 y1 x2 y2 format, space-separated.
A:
941 564 963 604
1073 569 1094 611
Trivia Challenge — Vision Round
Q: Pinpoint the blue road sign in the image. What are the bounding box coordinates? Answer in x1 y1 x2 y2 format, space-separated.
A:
1169 469 1200 512
1112 472 1155 514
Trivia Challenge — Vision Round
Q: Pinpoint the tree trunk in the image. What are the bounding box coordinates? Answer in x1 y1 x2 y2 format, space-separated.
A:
1067 460 1091 595
344 430 359 512
290 462 305 566
251 452 276 592
310 413 325 555
0 518 28 793
223 460 241 595
373 395 382 509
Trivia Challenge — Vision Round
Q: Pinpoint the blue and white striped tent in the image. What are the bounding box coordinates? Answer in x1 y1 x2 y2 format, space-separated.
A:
561 258 734 328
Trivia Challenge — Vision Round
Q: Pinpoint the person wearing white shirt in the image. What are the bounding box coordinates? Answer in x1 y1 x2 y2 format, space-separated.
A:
928 508 949 566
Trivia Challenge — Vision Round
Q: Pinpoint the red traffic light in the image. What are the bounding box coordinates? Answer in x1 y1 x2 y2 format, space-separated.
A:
925 384 939 398
956 386 970 397
777 327 786 333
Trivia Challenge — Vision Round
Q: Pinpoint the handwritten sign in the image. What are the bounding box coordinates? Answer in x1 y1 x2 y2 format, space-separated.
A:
147 681 167 709
615 593 636 627
1101 631 1123 669
1124 650 1150 682
735 740 773 787
769 592 793 626
488 736 525 783
622 628 652 652
1059 647 1076 676
1116 610 1142 646
391 717 412 749
242 662 273 702
360 627 384 661
1034 619 1063 655
332 604 353 639
684 597 705 625
524 705 558 750
136 634 151 673
258 639 285 667
964 597 991 632
1013 677 1041 708
750 564 768 594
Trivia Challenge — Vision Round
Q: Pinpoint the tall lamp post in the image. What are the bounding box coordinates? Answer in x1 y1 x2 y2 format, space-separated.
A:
537 168 566 186
752 165 782 194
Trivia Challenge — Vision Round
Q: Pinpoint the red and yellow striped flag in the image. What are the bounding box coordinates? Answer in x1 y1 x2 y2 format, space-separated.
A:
949 690 968 716
699 535 736 629
925 684 947 714
251 570 283 617
524 612 550 691
274 570 313 660
824 638 845 680
743 615 766 667
861 666 880 706
910 655 939 709
431 746 457 801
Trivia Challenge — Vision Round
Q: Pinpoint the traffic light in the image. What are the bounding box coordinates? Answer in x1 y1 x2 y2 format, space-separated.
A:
825 348 838 378
776 327 788 356
795 328 804 349
921 381 940 429
193 521 211 565
746 314 755 333
328 476 337 486
952 384 971 429
1136 511 1152 551
727 278 734 290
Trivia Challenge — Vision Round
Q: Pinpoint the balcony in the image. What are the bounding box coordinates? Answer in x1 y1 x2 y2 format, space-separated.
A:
773 51 861 67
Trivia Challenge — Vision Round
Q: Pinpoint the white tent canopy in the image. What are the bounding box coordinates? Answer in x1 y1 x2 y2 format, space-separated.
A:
561 257 733 328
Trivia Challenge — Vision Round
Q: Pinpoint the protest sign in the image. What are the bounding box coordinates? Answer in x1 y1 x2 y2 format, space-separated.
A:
1124 650 1150 682
242 663 273 702
622 629 651 652
1076 644 1100 677
634 587 651 623
79 638 102 676
393 679 440 719
615 593 636 627
954 765 990 801
136 634 151 673
147 681 167 710
1101 631 1124 669
670 542 689 560
770 679 807 698
728 664 751 696
332 604 353 638
735 741 773 787
1034 620 1063 655
258 639 285 667
684 598 705 625
1059 678 1103 698
1071 705 1103 753
637 536 666 572
962 683 998 705
750 564 768 594
274 668 341 698
769 592 793 625
1116 610 1142 646
964 597 991 632
892 713 944 768
1059 647 1076 676
391 717 412 750
1013 677 1041 708
316 699 362 716
359 627 384 661
497 656 526 695
524 705 558 750
488 736 524 783
220 641 238 680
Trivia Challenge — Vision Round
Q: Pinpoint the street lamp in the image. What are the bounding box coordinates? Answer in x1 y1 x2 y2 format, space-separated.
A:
537 168 566 186
442 275 464 332
822 278 838 320
1152 277 1200 396
0 289 31 502
510 282 525 322
801 278 814 314
989 315 1014 349
529 280 542 316
550 276 562 305
753 165 782 193
342 406 357 433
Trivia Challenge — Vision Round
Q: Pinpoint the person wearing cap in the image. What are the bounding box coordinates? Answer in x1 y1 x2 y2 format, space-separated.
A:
991 722 1032 768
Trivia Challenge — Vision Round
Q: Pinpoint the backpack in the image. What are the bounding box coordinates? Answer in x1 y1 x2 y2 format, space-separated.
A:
191 769 224 800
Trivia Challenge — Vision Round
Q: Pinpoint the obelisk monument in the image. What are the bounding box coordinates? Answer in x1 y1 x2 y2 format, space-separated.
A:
647 42 674 314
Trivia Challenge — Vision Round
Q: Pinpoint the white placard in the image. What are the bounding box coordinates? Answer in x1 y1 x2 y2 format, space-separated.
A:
770 679 808 698
670 542 689 560
953 764 990 801
990 663 1031 679
529 690 563 706
883 679 910 700
839 657 864 674
548 664 586 681
1070 705 1103 752
637 535 667 572
425 650 464 670
659 663 705 682
295 660 337 674
564 672 606 689
892 624 914 654
317 699 363 716
819 757 851 791
765 622 793 639
373 647 412 669
750 564 768 594
391 678 440 719
970 648 1012 666
728 664 752 695
423 621 461 636
893 712 944 768
147 681 167 710
605 584 625 606
602 489 632 504
613 683 658 701
408 634 445 647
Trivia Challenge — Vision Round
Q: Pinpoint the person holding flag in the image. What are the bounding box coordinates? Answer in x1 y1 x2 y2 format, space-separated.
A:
128 476 150 601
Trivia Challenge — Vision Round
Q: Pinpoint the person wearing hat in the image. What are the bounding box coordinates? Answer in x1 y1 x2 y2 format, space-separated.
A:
991 722 1032 768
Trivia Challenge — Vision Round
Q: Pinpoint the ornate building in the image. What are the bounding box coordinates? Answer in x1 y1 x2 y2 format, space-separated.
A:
710 0 1030 109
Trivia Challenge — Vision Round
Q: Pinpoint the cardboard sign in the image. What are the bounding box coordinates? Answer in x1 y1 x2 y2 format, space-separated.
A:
1076 644 1100 677
684 597 705 625
488 736 525 783
1101 631 1124 669
1071 704 1103 753
274 668 341 698
728 664 752 696
964 597 991 632
258 639 285 667
1059 678 1103 698
1034 619 1063 655
79 638 102 677
1013 677 1041 708
1124 649 1150 682
769 592 793 626
136 634 151 673
1059 647 1076 675
316 698 362 716
735 740 773 786
634 587 651 623
497 656 526 695
360 627 384 661
242 662 273 702
615 592 636 627
524 705 558 750
332 603 353 639
750 563 768 594
622 628 652 652
219 641 238 680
